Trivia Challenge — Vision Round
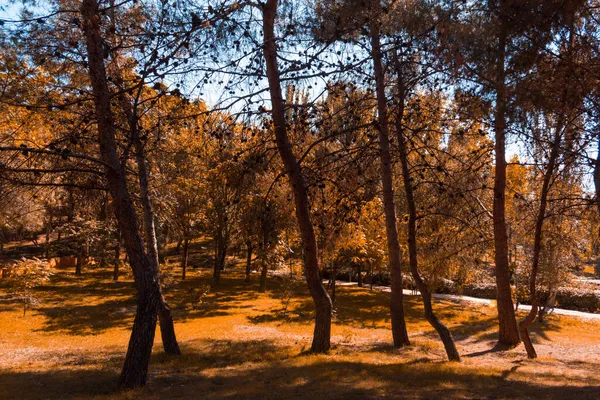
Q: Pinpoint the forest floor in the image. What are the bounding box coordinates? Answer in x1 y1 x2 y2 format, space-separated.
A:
0 264 599 399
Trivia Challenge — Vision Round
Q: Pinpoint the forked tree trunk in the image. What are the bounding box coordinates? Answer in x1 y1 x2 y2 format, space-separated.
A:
120 75 181 357
81 0 178 387
262 0 332 352
393 65 460 361
138 149 180 356
493 6 521 347
109 31 181 356
370 20 410 348
181 238 189 280
245 241 253 283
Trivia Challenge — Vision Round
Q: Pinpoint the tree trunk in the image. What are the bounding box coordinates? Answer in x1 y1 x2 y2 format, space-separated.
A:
113 242 120 281
213 234 225 284
114 59 181 357
520 19 574 358
45 218 51 259
519 114 563 360
595 141 600 279
370 20 410 348
393 63 460 361
262 0 332 353
357 264 363 288
80 0 178 386
181 238 189 280
157 300 180 355
245 241 253 283
76 249 82 276
119 289 160 388
259 230 268 292
331 262 337 304
259 258 268 292
219 242 227 271
493 6 521 347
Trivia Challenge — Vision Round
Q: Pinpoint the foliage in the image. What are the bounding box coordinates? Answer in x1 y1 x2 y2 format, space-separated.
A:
2 257 53 316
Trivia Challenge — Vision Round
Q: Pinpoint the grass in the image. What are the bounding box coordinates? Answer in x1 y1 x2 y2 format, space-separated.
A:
1 263 599 399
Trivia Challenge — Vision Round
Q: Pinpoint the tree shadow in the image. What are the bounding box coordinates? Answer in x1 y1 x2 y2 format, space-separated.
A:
0 368 120 400
34 297 136 335
4 355 600 400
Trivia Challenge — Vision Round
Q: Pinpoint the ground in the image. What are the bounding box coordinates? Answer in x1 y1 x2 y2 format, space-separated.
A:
1 262 599 399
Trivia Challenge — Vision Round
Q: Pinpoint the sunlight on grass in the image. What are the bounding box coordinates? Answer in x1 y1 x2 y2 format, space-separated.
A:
1 265 599 399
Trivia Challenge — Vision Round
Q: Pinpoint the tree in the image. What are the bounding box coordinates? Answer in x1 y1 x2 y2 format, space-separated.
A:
261 0 333 352
80 0 183 386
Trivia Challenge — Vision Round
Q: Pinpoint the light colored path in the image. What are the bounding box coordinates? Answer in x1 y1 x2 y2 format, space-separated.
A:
327 280 600 321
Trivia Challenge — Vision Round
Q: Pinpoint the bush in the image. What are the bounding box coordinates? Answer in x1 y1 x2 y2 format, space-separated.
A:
433 278 457 294
462 283 497 300
514 284 600 313
554 288 600 313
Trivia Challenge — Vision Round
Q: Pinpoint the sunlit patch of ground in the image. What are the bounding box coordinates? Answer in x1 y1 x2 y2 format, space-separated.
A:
1 264 599 399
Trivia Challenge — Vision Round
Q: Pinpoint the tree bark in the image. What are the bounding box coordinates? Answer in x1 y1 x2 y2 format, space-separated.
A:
213 233 226 284
331 262 337 304
259 228 269 292
493 6 521 347
76 249 82 276
80 0 177 386
113 241 120 281
259 258 268 293
370 20 410 348
245 241 253 283
594 140 600 279
45 218 51 259
181 238 189 280
393 64 460 361
262 0 332 353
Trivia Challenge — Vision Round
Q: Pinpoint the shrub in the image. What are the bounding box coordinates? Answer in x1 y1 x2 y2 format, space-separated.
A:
3 257 53 316
432 278 457 294
462 283 497 300
554 288 600 313
187 282 211 310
